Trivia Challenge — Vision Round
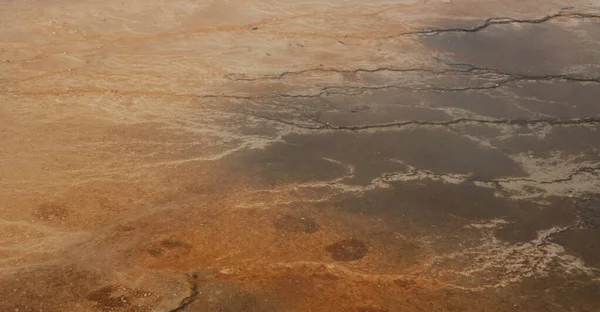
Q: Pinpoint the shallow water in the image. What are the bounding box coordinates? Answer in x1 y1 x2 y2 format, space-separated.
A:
1 1 600 311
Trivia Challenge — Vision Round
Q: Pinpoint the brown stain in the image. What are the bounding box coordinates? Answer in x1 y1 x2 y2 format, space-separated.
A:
394 279 418 289
187 283 267 312
273 215 320 234
172 262 600 312
127 206 333 271
326 239 369 262
146 239 193 259
86 286 160 312
357 308 389 312
34 203 69 221
87 286 130 310
0 266 100 312
0 264 163 312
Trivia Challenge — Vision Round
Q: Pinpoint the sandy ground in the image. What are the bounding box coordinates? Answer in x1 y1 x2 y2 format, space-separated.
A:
1 0 600 311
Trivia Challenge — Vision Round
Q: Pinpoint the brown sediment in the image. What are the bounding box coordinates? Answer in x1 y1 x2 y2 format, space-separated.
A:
1 0 600 311
326 239 369 261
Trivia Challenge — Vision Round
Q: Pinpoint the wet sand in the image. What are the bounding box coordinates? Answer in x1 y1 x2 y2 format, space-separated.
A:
1 0 600 311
